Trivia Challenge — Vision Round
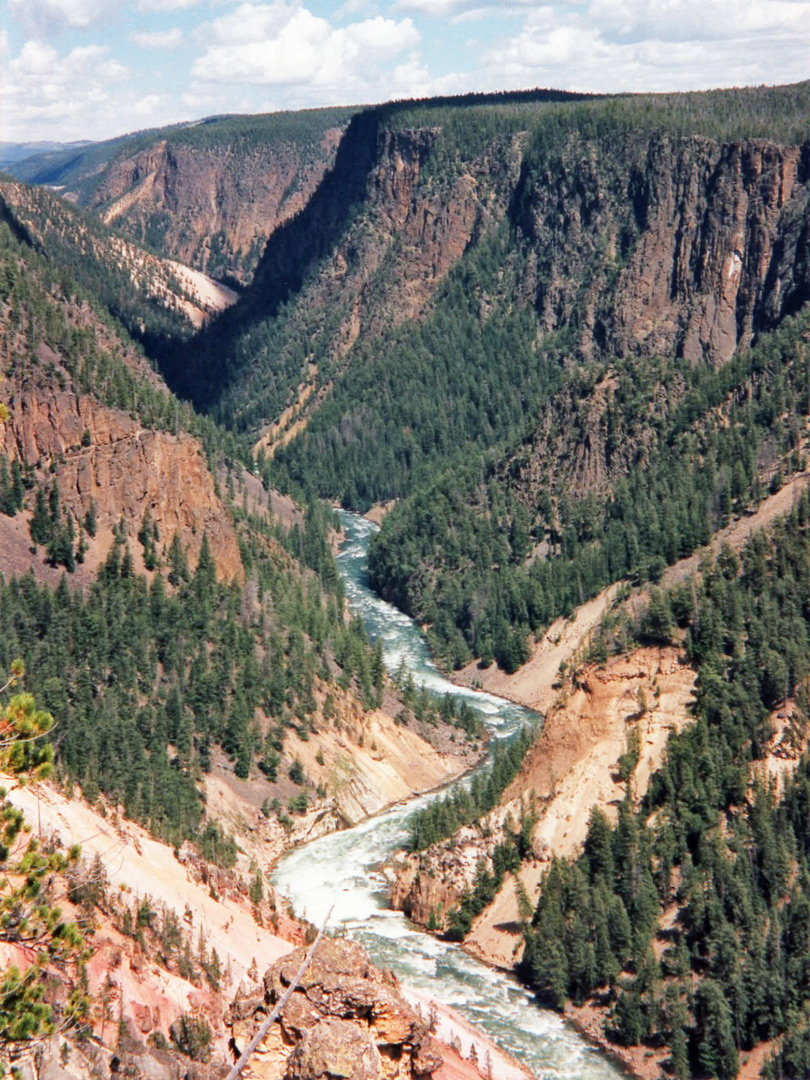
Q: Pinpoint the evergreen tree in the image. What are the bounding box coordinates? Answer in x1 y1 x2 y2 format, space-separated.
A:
168 532 189 586
29 486 50 548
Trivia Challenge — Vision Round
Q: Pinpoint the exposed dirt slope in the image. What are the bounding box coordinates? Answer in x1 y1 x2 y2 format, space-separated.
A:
464 646 696 968
203 699 481 868
454 585 622 714
390 646 696 971
660 467 810 589
6 782 520 1080
7 779 295 1000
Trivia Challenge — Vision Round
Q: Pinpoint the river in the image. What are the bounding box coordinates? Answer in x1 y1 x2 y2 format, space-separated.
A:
272 512 620 1080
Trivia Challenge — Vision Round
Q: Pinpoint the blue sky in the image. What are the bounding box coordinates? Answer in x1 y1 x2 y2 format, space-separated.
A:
2 0 810 144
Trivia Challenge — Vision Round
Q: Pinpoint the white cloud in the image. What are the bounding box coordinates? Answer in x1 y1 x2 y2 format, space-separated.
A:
130 27 184 48
137 0 204 9
2 40 130 141
482 0 810 92
191 2 420 101
394 0 535 18
387 52 469 99
589 0 810 43
338 0 377 14
4 0 809 144
8 0 114 32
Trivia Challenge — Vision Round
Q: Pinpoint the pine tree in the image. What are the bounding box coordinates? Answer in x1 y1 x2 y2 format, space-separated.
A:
168 532 189 586
0 662 87 1055
584 807 614 884
83 498 97 538
29 485 50 547
695 979 739 1080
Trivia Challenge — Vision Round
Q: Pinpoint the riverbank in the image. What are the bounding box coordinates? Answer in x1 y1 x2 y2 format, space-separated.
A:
384 640 698 1080
272 511 619 1080
563 1003 662 1080
403 988 534 1080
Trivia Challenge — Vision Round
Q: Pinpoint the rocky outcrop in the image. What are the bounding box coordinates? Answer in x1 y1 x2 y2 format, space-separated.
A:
389 844 479 933
615 139 810 362
293 126 810 380
440 138 810 504
211 118 526 427
229 939 443 1080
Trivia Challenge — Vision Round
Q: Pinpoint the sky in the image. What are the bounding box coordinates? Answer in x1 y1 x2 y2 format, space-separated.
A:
1 0 809 145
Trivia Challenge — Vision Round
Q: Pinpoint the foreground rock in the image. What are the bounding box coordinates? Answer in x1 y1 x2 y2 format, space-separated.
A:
229 939 444 1080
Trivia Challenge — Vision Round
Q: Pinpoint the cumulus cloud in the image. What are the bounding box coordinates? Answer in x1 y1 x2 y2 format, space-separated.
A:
482 0 810 92
137 0 204 10
394 0 535 19
130 27 184 48
8 0 114 32
588 0 810 42
2 40 130 141
190 2 420 100
4 0 809 144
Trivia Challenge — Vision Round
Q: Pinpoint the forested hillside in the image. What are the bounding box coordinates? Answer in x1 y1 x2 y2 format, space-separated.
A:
249 83 810 480
0 176 218 352
520 497 810 1079
259 81 810 670
369 312 810 668
0 178 477 862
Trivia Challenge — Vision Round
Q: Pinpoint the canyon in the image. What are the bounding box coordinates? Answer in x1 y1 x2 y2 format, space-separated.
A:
3 82 810 1080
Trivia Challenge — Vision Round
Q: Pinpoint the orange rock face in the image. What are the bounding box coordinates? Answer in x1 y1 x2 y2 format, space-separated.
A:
0 383 243 583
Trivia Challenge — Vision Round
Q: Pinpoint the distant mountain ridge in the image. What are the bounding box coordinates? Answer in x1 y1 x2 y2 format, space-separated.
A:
0 139 95 168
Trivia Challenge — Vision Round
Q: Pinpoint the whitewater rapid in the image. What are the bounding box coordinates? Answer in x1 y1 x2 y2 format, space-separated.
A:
272 512 620 1080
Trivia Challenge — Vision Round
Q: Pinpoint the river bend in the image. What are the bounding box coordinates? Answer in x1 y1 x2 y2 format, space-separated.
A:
272 512 619 1080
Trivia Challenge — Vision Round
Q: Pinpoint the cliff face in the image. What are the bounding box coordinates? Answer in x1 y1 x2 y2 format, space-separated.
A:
0 188 244 584
271 126 810 377
517 135 810 367
199 118 528 423
252 122 523 346
0 378 243 583
613 139 810 362
487 141 810 502
206 108 810 462
88 129 346 283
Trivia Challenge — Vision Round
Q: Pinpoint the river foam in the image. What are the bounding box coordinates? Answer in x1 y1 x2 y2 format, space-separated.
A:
272 511 620 1080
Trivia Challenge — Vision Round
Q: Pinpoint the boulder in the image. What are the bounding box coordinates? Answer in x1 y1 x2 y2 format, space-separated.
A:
286 1019 382 1080
231 939 441 1080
